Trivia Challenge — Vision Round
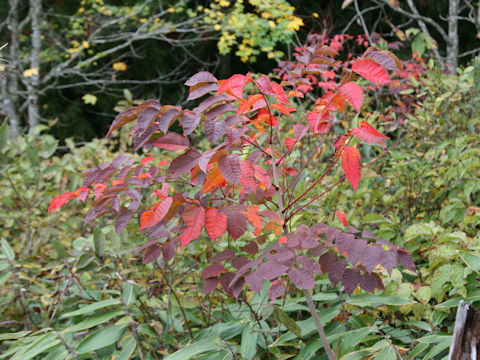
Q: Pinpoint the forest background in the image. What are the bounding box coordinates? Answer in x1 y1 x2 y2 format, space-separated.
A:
0 0 479 359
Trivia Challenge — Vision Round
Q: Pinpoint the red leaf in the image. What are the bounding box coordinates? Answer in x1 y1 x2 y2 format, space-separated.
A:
352 59 390 85
201 264 227 280
271 83 289 104
278 236 287 244
185 71 218 87
205 207 227 241
335 211 348 226
284 137 296 152
48 192 76 213
351 121 389 147
341 146 361 190
140 156 155 165
218 154 241 185
217 73 250 100
140 197 173 229
178 206 205 248
150 133 190 151
338 82 364 112
288 268 315 289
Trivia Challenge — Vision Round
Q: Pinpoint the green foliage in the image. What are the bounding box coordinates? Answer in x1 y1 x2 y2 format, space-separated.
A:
1 52 480 360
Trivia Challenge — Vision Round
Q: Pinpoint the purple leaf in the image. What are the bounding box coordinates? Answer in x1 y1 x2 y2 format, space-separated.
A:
269 279 286 300
205 118 226 145
201 264 227 280
293 123 308 141
203 278 219 295
185 71 218 86
181 111 201 135
245 272 264 293
328 260 347 287
288 268 315 289
231 256 249 269
115 210 134 235
158 108 180 134
398 248 415 271
342 267 360 295
361 245 382 272
150 133 190 151
297 255 321 273
193 94 229 114
187 83 219 101
259 261 289 281
359 274 378 293
218 154 241 185
225 210 247 240
162 239 177 262
142 245 162 263
243 241 258 255
169 149 202 175
212 249 235 263
205 103 236 122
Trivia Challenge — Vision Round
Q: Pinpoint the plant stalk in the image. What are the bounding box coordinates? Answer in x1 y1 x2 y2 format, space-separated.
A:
303 289 335 360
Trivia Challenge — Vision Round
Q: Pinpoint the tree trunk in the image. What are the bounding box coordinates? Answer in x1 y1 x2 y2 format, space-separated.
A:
27 0 42 134
447 0 460 72
2 0 22 137
448 301 480 359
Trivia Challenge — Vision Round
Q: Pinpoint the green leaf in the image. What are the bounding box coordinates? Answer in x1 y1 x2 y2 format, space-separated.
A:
404 223 436 242
122 282 139 307
0 121 9 151
240 323 258 360
76 324 127 354
164 337 222 360
374 345 397 359
1 238 15 261
10 332 62 360
60 298 121 318
0 331 31 341
63 309 124 332
115 335 137 360
82 93 98 105
273 306 301 337
93 227 105 258
458 251 480 274
347 295 416 307
421 339 451 359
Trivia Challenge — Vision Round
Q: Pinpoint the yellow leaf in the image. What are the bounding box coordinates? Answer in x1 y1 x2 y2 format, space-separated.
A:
113 62 127 71
82 93 97 105
23 68 39 77
82 40 90 48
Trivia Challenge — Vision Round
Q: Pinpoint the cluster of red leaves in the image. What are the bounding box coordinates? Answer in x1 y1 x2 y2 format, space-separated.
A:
49 39 414 299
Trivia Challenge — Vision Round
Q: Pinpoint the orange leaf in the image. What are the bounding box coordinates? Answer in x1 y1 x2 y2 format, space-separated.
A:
341 146 361 190
271 103 296 117
204 207 227 241
201 164 226 193
288 90 304 98
139 211 153 228
246 206 262 236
